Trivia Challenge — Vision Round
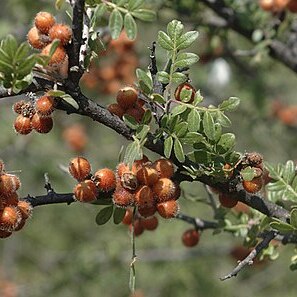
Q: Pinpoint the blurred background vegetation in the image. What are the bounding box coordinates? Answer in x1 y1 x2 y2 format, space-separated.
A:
0 0 297 296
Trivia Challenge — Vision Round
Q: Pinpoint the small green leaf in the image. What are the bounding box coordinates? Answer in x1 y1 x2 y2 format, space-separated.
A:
164 136 173 158
290 209 297 228
17 55 36 77
270 221 296 233
3 35 18 59
174 138 185 163
113 207 126 224
124 140 142 166
241 166 256 181
180 87 194 103
171 72 187 84
175 122 188 137
109 9 124 39
128 0 144 11
141 110 152 125
216 111 231 127
15 43 29 62
124 13 137 40
47 90 65 97
131 9 156 22
49 39 61 57
96 206 114 225
187 109 200 132
176 31 199 50
219 97 240 112
157 71 170 84
136 124 150 142
174 53 199 68
152 93 166 104
216 133 235 153
202 112 215 140
180 132 204 144
136 68 152 90
167 20 184 42
55 0 65 9
157 31 174 51
123 114 139 130
171 104 188 117
61 94 79 110
193 90 203 106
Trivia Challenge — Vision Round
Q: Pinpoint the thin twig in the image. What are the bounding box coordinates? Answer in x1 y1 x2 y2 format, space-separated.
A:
220 230 278 281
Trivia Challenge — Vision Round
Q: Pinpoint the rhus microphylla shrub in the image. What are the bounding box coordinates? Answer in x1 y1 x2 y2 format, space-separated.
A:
1 0 297 294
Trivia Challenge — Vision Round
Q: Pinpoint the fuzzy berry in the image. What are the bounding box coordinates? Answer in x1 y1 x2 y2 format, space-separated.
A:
17 200 33 219
153 159 174 178
129 219 144 237
73 180 97 203
35 11 56 34
136 165 159 186
0 229 12 238
131 156 149 174
125 106 145 123
14 115 32 135
1 192 19 207
153 178 178 203
35 95 55 116
135 185 154 208
116 162 130 179
157 200 179 219
41 43 66 65
107 103 125 118
49 24 72 45
141 216 158 231
0 174 21 198
120 171 138 191
112 186 135 208
0 206 22 232
13 101 26 114
94 168 116 192
116 86 138 109
138 205 157 218
174 82 196 103
27 26 49 49
31 114 53 133
122 208 133 225
182 229 200 247
218 193 238 208
242 177 263 193
69 157 91 182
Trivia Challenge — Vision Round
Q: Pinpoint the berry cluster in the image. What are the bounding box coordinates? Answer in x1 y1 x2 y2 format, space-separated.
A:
27 11 72 77
0 160 33 238
122 208 159 237
114 157 180 219
82 30 138 94
259 0 297 12
68 157 116 202
108 86 146 123
13 94 56 135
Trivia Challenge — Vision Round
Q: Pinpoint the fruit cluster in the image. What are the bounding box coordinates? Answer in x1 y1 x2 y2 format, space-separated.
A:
216 152 269 209
68 157 116 202
122 208 159 237
82 31 138 94
0 160 33 238
12 94 56 135
27 11 72 77
259 0 297 12
114 157 180 219
107 86 146 123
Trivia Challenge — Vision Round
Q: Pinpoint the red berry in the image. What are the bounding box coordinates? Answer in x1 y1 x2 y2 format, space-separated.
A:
35 95 55 116
1 192 19 207
94 168 116 192
0 174 21 198
116 87 138 109
13 101 26 114
242 177 263 193
157 200 179 219
174 82 196 103
125 106 145 123
41 43 67 65
17 200 33 219
182 229 200 247
49 24 72 45
129 219 144 236
31 114 53 133
0 229 12 238
14 115 32 135
0 206 22 231
113 185 134 208
153 159 174 178
135 185 154 208
138 205 157 218
73 180 98 203
141 216 158 231
69 157 91 182
35 12 56 34
153 178 178 203
122 208 133 225
136 165 159 186
107 103 125 118
219 193 238 208
27 26 49 49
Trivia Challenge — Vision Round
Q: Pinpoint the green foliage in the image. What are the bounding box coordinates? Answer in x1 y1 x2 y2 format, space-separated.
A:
266 160 297 202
